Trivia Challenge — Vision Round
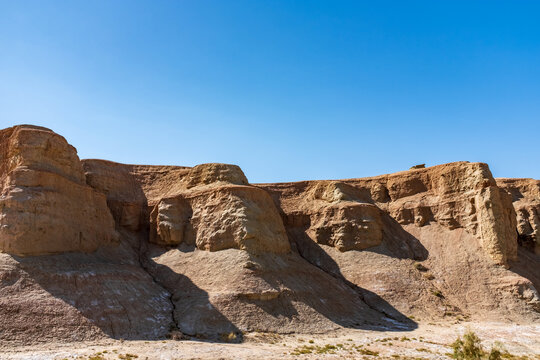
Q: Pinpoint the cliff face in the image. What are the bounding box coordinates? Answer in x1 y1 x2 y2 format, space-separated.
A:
260 162 518 266
497 178 540 254
0 125 538 345
0 126 117 255
257 163 540 322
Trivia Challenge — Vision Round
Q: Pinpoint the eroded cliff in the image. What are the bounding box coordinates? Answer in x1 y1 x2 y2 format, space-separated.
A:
0 126 118 255
0 125 538 345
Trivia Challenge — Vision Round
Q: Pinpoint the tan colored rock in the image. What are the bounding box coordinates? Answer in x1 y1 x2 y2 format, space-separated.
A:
261 162 517 265
83 159 400 337
183 163 249 188
307 202 383 251
146 247 395 336
82 160 148 231
187 186 290 253
150 195 192 246
288 181 383 251
141 163 290 254
259 162 539 322
150 185 291 254
497 178 540 254
0 125 538 345
0 125 117 255
363 162 517 265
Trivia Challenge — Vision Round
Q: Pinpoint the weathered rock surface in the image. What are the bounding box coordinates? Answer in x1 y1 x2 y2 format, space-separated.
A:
0 126 117 255
258 162 539 322
84 161 388 336
261 162 517 265
183 163 249 188
0 245 173 343
148 164 290 253
146 246 398 336
497 178 540 254
0 125 538 345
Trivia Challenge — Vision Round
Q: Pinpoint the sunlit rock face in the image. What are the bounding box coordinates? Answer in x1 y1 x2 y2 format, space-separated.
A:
0 124 538 345
149 163 291 254
0 125 117 255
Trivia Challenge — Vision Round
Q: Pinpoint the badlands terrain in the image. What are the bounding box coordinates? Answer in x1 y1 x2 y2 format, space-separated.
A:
0 124 538 359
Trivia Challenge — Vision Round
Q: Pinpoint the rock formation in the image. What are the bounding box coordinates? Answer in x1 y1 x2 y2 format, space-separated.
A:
0 124 538 345
261 162 518 265
148 164 290 253
497 178 540 254
0 125 117 255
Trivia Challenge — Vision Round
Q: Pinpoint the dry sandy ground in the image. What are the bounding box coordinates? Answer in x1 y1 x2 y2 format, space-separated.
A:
1 322 538 360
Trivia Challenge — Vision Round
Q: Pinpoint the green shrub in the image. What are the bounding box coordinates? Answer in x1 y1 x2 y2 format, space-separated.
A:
451 330 484 359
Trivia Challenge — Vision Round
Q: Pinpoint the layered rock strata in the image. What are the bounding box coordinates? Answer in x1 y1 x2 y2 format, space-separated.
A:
260 162 517 266
0 124 538 345
497 178 540 254
0 125 117 255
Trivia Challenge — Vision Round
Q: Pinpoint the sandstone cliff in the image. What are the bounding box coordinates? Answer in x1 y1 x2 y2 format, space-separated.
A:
0 126 118 255
497 178 540 254
260 162 518 266
0 125 538 345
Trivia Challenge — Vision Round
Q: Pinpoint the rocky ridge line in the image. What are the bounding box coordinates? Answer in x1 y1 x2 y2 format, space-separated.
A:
0 124 538 345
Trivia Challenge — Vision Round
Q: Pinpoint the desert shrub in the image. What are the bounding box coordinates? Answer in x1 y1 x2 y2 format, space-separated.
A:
358 348 379 356
451 330 484 359
488 348 502 360
88 355 105 360
118 354 138 360
450 330 511 360
291 344 339 355
291 345 315 355
220 331 240 342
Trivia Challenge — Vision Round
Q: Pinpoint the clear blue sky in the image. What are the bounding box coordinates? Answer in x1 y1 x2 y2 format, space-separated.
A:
1 1 539 182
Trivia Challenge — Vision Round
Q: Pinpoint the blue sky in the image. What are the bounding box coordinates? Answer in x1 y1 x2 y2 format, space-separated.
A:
1 1 539 182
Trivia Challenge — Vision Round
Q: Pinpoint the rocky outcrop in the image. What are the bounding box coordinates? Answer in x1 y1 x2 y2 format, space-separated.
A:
277 181 383 252
149 165 290 253
79 160 390 337
259 162 538 322
82 160 148 232
0 125 538 344
368 162 518 265
497 178 540 254
183 163 249 188
261 162 517 265
0 125 117 255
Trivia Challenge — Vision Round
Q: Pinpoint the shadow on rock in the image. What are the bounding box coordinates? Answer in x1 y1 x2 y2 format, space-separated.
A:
10 248 173 341
286 215 427 331
140 244 244 343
